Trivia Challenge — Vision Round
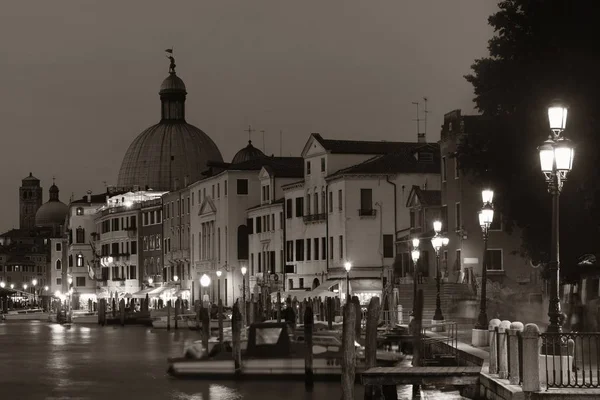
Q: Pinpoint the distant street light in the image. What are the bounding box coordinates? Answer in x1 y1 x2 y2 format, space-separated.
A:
431 221 449 322
410 238 421 318
344 262 352 303
0 282 5 289
475 189 494 331
216 270 222 303
200 274 211 305
538 100 574 333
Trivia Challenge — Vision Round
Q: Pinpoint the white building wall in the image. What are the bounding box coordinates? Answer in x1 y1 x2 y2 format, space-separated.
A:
49 238 67 294
67 204 101 301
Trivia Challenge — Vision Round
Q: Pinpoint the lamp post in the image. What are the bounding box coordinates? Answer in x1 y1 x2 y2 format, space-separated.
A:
538 101 574 333
410 239 420 319
475 190 494 330
431 221 449 322
241 266 247 327
32 279 38 306
216 270 222 303
344 262 352 304
200 274 211 307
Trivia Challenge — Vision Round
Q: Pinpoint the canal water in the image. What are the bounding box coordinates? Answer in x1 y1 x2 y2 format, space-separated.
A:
0 321 470 399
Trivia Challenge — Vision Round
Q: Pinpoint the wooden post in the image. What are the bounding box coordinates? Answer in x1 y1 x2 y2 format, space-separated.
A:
266 293 272 321
202 303 210 356
232 300 242 376
102 299 106 326
327 297 333 330
167 300 171 331
522 323 541 393
218 298 224 346
489 319 501 374
97 299 102 325
498 320 511 379
196 300 201 331
292 297 298 325
508 321 524 385
112 298 116 318
249 297 255 325
352 296 362 344
174 298 180 330
304 303 314 390
119 299 125 326
411 289 424 399
364 296 381 400
276 291 282 323
341 297 356 400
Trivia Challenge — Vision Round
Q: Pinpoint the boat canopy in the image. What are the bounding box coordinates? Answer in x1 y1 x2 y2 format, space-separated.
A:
131 287 154 299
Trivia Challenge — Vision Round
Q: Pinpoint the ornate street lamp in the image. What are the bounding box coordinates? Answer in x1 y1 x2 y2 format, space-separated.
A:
344 262 352 304
410 239 420 319
538 100 574 333
431 221 449 322
200 274 211 306
216 270 222 303
475 190 494 330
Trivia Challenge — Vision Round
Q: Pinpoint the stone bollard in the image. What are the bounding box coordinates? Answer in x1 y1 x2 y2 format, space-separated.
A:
489 319 501 374
498 320 511 379
508 321 524 385
522 323 541 393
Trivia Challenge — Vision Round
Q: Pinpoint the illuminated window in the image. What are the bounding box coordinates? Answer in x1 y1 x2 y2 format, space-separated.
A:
76 254 83 267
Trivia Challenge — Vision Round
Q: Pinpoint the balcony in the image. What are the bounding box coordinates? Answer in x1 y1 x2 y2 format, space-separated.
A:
358 208 377 217
302 213 327 223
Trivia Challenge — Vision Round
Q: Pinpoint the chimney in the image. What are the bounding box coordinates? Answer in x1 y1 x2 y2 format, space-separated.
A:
86 190 92 203
183 175 189 187
417 133 426 143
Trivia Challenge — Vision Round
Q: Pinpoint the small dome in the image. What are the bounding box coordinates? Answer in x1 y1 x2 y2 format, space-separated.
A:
232 141 266 164
160 74 186 94
35 184 67 228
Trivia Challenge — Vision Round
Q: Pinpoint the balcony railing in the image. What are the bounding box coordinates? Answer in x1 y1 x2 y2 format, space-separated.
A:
303 213 327 223
358 208 377 217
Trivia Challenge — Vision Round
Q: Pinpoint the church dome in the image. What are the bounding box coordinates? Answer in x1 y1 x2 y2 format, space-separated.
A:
232 141 265 164
35 183 68 227
117 55 223 191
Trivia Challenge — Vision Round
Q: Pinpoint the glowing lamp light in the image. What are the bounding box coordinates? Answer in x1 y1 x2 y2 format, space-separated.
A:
32 279 37 286
10 284 14 289
216 270 222 278
68 277 73 285
412 238 420 248
411 249 420 262
479 203 494 229
482 189 494 205
54 290 61 297
173 275 179 282
548 101 568 133
124 201 133 208
0 282 5 288
442 237 449 246
200 274 211 288
44 286 49 291
107 256 114 264
344 262 352 272
431 236 443 251
240 266 247 276
539 139 574 174
433 220 442 233
147 278 153 285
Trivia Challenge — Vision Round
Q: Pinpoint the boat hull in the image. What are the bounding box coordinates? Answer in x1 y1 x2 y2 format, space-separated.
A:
4 312 50 321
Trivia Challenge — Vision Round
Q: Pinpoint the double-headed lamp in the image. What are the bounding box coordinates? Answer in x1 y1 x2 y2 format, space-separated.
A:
344 262 352 272
548 101 568 133
200 274 211 288
431 236 443 251
433 220 442 234
216 270 222 278
412 238 420 248
479 203 494 229
411 249 420 263
539 139 574 174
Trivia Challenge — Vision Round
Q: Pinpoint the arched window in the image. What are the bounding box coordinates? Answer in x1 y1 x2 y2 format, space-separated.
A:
76 227 85 244
55 259 62 270
237 225 249 260
76 254 84 267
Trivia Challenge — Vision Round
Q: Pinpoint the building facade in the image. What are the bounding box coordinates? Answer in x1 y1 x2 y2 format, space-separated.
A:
49 237 67 295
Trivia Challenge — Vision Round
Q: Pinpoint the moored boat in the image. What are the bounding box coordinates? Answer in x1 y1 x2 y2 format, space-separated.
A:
152 313 232 330
3 309 50 321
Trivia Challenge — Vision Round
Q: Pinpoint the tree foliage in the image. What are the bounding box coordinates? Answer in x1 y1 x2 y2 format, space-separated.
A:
457 0 600 281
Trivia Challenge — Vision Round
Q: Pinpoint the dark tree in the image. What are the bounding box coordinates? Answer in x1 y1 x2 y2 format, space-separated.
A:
457 0 600 281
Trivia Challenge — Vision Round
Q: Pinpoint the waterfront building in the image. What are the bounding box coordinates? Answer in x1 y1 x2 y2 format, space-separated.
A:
283 133 440 304
94 190 166 299
49 238 67 295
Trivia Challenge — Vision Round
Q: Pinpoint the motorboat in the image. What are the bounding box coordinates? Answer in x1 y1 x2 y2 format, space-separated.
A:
71 312 98 324
3 309 50 321
152 313 232 330
167 321 375 379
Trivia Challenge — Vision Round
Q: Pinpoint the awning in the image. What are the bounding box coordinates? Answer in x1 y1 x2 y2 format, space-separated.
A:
311 281 339 293
131 287 154 299
148 286 170 296
350 279 383 293
173 289 190 297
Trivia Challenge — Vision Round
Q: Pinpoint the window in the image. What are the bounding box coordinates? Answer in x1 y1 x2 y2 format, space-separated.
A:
360 189 373 212
306 239 311 261
455 203 461 231
143 237 148 251
247 218 254 234
329 237 334 260
256 216 262 233
321 157 325 172
131 241 137 255
295 240 304 261
295 197 304 217
68 255 73 267
286 241 294 262
339 235 343 259
328 191 333 212
217 183 220 198
212 185 215 199
250 253 255 275
306 194 311 215
321 237 326 260
286 199 293 219
129 265 136 280
442 157 447 181
383 235 394 258
338 190 343 211
258 253 262 273
314 238 319 260
76 254 84 267
55 259 62 270
224 180 228 196
56 278 62 285
454 158 460 179
55 243 61 252
237 179 249 195
486 249 503 271
313 193 318 215
76 227 85 244
76 207 84 216
306 161 311 175
288 279 294 290
455 250 462 271
299 278 304 288
76 277 86 287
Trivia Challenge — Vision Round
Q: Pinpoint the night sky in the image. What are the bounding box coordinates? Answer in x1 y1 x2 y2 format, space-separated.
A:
0 0 498 232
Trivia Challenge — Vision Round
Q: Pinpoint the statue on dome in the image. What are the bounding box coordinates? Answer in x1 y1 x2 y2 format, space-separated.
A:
165 48 176 74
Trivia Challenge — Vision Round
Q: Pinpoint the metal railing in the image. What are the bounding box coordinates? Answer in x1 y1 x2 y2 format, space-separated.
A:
420 321 459 364
541 332 600 389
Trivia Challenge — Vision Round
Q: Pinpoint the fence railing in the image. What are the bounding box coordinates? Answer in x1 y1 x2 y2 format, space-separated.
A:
541 332 600 389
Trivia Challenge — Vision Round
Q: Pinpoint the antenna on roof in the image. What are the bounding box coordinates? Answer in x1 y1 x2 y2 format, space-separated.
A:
423 97 429 143
261 130 266 153
279 130 283 157
245 125 255 144
412 101 421 142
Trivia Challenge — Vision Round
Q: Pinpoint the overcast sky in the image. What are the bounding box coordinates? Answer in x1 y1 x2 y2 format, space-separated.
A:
0 0 497 232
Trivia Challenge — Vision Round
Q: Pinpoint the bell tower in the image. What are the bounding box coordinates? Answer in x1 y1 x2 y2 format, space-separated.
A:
19 172 43 230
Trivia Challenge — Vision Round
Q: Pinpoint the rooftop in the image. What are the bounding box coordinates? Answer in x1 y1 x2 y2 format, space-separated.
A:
312 133 431 155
